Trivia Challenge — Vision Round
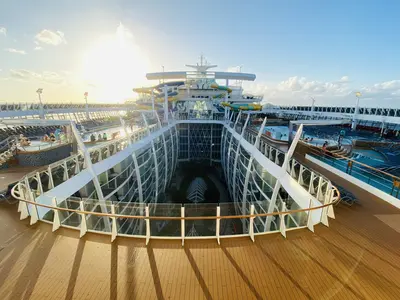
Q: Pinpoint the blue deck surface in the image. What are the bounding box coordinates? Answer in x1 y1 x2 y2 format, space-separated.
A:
303 126 400 143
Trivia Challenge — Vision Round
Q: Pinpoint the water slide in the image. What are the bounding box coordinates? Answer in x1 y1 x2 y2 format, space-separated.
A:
134 102 163 110
133 81 184 105
154 81 185 90
213 93 225 99
221 102 262 111
132 87 153 94
210 83 232 93
155 91 178 99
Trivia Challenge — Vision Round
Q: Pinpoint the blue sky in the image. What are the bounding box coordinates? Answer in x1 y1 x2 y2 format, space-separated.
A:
1 0 399 106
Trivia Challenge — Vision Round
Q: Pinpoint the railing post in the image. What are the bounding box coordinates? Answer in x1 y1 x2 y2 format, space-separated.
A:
307 199 314 232
36 172 44 195
48 166 55 189
280 204 287 238
145 206 150 245
29 191 39 225
52 197 61 232
298 165 304 185
316 177 323 201
320 193 330 227
19 199 29 220
63 161 69 180
216 206 221 245
249 204 255 242
111 204 118 242
308 172 315 194
181 206 185 246
79 201 87 238
327 188 336 219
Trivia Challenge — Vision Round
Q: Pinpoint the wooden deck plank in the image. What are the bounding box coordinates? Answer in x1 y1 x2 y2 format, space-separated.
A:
1 188 400 300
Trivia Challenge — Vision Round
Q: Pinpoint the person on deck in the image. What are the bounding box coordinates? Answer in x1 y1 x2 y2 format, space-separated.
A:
49 133 56 142
322 141 328 154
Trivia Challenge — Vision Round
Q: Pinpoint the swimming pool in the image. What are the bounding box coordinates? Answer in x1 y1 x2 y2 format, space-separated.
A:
352 149 386 162
17 140 61 152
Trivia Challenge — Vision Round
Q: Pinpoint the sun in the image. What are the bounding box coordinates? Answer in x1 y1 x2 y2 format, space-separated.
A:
82 23 150 103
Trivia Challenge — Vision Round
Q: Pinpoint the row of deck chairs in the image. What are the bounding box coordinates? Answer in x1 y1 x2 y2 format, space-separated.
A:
78 117 120 131
0 103 129 111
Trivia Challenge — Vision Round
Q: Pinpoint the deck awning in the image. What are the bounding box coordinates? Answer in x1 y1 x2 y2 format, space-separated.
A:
214 72 256 81
146 71 256 81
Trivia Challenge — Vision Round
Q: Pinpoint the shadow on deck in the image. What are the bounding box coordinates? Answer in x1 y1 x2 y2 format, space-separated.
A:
1 185 400 300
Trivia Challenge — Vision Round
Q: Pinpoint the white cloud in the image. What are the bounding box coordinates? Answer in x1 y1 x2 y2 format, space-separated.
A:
0 27 6 36
34 46 42 51
242 75 400 107
42 71 65 84
4 48 26 55
9 69 65 84
35 29 66 45
360 80 400 99
226 66 242 73
10 69 40 80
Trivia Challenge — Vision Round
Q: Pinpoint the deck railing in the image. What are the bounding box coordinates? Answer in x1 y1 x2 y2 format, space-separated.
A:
304 142 400 198
242 126 333 200
11 183 340 244
18 123 161 196
11 111 342 243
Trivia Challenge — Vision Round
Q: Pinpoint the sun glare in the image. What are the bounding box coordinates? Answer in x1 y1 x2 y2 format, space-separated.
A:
82 23 150 103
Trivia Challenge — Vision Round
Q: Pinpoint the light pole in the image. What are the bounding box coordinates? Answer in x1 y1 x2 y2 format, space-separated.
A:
352 92 361 131
36 88 44 119
84 92 89 119
310 97 316 112
162 65 165 84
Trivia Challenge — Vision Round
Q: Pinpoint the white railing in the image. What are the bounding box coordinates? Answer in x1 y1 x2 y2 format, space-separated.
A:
11 109 341 243
11 184 340 244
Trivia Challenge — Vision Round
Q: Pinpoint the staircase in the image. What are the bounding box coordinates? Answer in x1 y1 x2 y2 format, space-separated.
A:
0 137 18 167
328 145 352 157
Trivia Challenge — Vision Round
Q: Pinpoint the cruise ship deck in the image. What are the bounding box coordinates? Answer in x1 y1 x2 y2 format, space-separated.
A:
2 61 400 300
1 187 400 300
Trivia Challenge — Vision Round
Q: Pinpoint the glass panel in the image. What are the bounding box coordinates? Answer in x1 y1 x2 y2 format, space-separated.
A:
253 199 270 233
219 202 248 236
149 203 181 237
58 197 81 227
83 198 112 233
185 203 217 237
115 202 146 236
302 168 312 190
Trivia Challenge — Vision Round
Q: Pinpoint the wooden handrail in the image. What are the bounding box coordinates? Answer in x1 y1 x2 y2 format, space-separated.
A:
12 185 340 221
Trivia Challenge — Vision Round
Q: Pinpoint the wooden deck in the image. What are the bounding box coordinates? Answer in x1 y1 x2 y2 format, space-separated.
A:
0 166 39 192
1 187 400 299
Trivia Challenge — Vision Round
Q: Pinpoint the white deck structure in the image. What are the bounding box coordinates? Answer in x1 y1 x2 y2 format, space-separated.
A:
7 59 339 243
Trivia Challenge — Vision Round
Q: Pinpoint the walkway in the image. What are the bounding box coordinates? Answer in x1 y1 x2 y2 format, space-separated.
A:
0 166 39 193
1 190 400 299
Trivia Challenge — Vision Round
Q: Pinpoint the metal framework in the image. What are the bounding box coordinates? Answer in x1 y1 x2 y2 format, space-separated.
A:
263 105 400 129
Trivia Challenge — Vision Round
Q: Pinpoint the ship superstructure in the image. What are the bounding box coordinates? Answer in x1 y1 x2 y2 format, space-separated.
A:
132 56 263 114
